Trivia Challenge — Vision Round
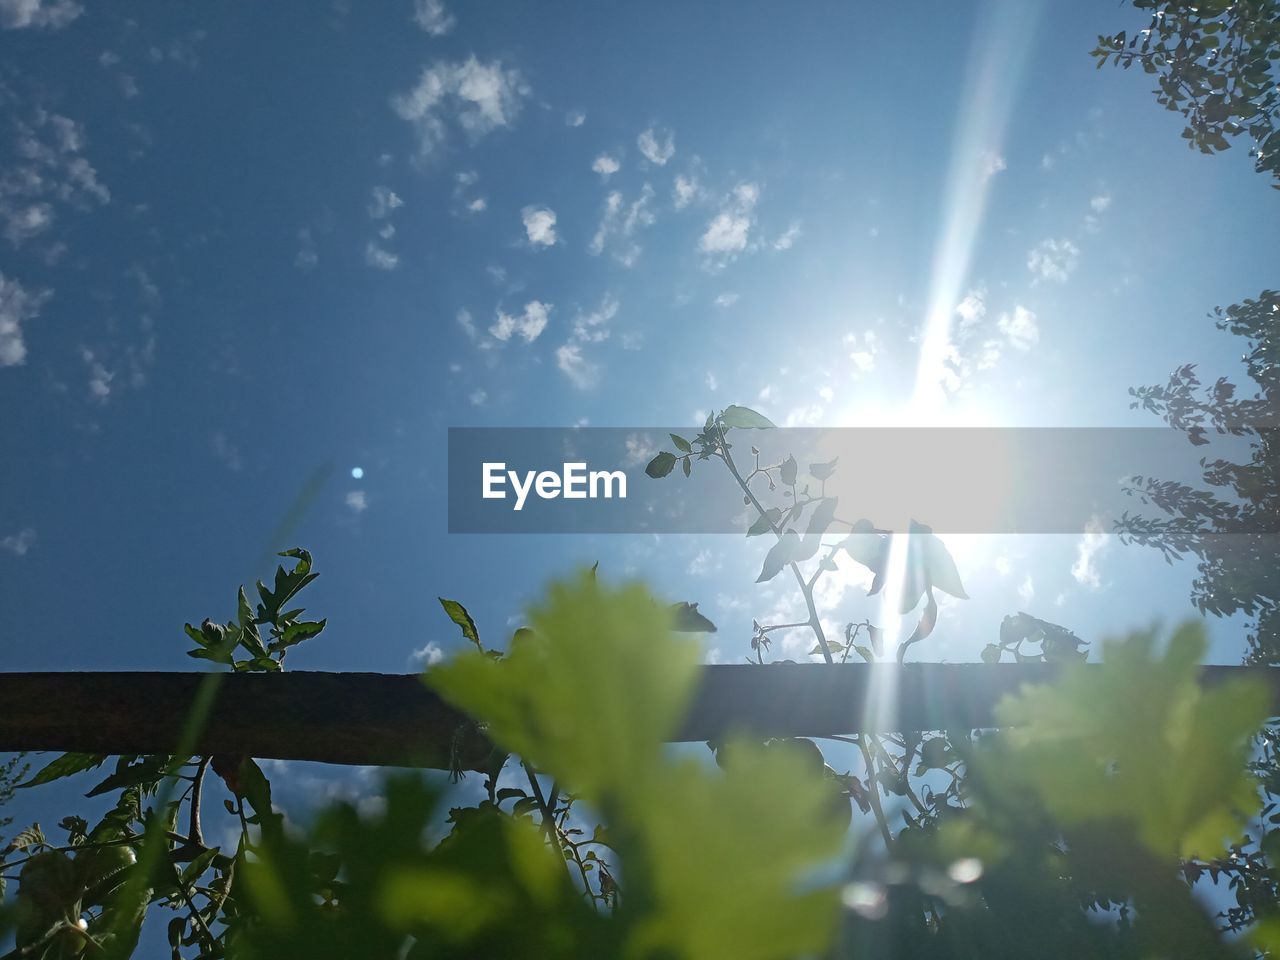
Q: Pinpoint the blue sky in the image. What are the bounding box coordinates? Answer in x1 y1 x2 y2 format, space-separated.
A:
2 0 1279 692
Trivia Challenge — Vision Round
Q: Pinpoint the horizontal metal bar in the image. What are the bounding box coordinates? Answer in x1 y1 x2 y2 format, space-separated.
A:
1 664 1275 772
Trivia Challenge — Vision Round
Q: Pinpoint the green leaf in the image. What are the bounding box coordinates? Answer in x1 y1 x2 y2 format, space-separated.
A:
439 598 482 651
645 451 678 478
18 752 106 789
747 507 781 537
669 601 717 633
669 434 692 452
757 531 800 583
992 621 1269 860
275 619 327 650
980 643 1002 664
809 457 839 481
915 521 969 599
779 455 798 486
3 823 45 854
85 756 168 798
428 571 703 804
720 405 777 429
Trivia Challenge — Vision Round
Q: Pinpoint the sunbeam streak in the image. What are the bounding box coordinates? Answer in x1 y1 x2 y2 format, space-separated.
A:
868 0 1042 735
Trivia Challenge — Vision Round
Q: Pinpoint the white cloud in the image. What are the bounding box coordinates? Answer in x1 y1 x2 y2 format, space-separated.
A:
412 0 455 35
997 304 1038 351
410 640 446 666
1071 517 1109 589
368 185 403 218
705 371 718 391
556 343 596 389
210 432 243 472
489 300 550 343
0 272 50 366
0 0 81 29
699 182 759 262
713 292 739 308
571 294 618 343
1 109 109 249
80 346 113 402
557 296 618 389
588 185 655 266
346 490 369 513
521 205 557 247
687 549 719 576
592 153 620 179
392 57 529 157
842 329 879 374
673 173 701 209
773 221 801 251
1027 238 1079 283
453 170 486 213
636 126 675 165
469 388 487 406
565 110 586 127
981 151 1007 180
1 527 35 556
1083 193 1111 234
294 228 318 270
456 309 477 340
955 288 986 328
622 433 656 466
365 241 399 270
1017 574 1035 605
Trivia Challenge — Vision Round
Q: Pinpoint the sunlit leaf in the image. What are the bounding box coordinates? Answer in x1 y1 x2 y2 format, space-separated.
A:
720 405 777 429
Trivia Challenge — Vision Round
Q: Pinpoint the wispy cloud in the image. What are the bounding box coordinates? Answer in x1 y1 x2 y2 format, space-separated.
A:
0 0 81 30
0 527 36 556
0 272 50 367
699 182 759 264
636 126 675 165
588 185 655 266
490 300 551 343
557 295 618 389
365 241 399 270
997 304 1038 351
2 108 110 251
1027 238 1079 283
980 151 1007 180
392 57 529 158
367 185 403 218
411 0 455 36
1071 516 1109 589
773 221 801 251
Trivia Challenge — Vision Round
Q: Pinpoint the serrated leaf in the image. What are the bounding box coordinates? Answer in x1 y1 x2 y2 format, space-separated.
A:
439 598 482 651
19 753 106 789
669 434 691 452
